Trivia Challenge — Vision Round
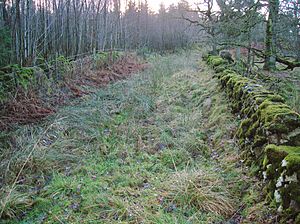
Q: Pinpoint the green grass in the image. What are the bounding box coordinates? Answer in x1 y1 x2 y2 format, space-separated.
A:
0 51 274 223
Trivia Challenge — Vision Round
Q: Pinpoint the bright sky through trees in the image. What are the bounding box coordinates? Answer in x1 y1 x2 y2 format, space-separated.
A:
144 0 220 12
147 0 195 11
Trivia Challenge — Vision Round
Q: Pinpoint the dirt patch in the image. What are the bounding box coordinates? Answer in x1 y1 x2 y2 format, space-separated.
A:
0 54 147 130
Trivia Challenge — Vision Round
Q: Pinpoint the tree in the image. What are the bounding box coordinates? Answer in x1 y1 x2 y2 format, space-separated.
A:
182 0 220 54
263 0 279 70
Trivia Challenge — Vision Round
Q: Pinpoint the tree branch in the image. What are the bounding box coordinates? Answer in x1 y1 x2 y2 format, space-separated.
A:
219 42 300 70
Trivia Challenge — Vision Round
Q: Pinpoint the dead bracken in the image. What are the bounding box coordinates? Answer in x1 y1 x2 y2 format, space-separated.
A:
0 54 147 130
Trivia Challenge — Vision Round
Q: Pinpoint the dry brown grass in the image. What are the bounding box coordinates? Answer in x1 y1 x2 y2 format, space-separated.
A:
0 188 34 219
163 170 235 217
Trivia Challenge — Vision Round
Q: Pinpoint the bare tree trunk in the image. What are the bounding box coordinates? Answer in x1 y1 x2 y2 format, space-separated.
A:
15 0 22 64
295 0 300 61
263 0 279 71
2 0 9 27
102 0 108 50
66 0 71 56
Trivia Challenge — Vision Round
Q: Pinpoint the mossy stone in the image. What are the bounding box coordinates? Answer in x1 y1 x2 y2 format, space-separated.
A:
265 144 290 164
265 144 300 173
258 101 300 133
285 153 300 175
207 56 227 67
245 121 260 138
214 65 227 73
253 134 267 148
237 118 252 138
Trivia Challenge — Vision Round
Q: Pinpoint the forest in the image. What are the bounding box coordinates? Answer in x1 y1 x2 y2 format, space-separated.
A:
0 0 300 223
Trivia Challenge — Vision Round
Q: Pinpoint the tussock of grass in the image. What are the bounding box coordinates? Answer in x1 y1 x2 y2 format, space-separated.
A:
0 189 34 219
163 170 234 216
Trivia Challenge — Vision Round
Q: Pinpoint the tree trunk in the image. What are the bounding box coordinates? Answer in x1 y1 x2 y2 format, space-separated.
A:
102 0 108 50
15 0 22 64
295 0 300 61
263 0 279 71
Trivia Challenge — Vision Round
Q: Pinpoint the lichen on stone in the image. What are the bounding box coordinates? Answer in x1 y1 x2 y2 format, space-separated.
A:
274 189 282 203
276 174 284 188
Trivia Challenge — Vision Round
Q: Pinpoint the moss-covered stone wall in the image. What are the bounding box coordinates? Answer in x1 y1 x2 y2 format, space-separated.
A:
204 55 300 221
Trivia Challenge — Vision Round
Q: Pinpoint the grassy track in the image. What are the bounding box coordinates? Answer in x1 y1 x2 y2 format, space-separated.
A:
1 51 274 223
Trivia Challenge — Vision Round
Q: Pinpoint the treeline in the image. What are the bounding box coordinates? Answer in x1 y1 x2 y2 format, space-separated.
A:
0 0 199 67
187 0 300 71
1 0 299 70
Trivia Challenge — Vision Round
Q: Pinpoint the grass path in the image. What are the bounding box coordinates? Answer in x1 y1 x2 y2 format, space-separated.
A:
2 51 274 223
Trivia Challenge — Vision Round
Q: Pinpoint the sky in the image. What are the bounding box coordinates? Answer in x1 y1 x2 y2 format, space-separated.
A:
121 0 220 13
147 0 193 11
120 0 196 13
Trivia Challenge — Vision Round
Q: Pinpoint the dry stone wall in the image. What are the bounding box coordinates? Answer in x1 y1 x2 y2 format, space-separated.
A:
204 55 300 221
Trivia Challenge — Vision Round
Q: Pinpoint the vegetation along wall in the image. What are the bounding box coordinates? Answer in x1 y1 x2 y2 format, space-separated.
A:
204 55 300 220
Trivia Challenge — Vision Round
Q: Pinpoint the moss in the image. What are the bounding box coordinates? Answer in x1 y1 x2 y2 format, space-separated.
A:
254 94 285 106
244 90 272 102
232 79 251 100
266 94 285 103
263 156 269 168
220 74 236 87
286 182 300 204
226 76 241 89
265 144 290 164
245 121 259 138
258 100 284 110
207 56 227 67
265 145 300 172
266 144 300 156
285 153 300 175
231 101 243 113
237 118 252 138
238 138 246 148
204 56 300 218
214 65 227 73
222 69 235 75
253 134 267 148
240 106 249 116
241 85 265 98
258 101 300 133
